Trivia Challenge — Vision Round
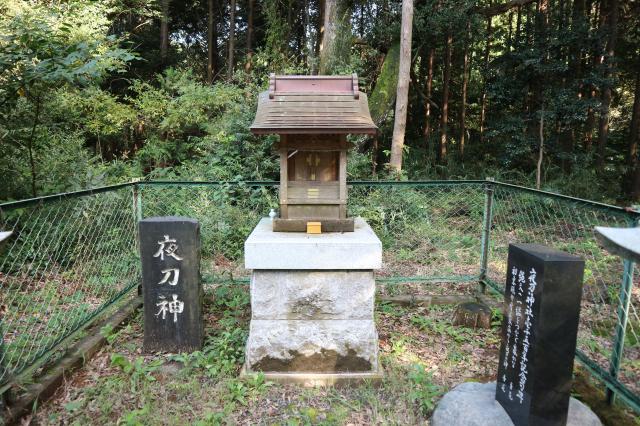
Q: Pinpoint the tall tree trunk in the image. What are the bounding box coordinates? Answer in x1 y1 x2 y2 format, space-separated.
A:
319 0 352 74
314 0 325 74
319 0 337 74
389 0 414 173
372 135 379 175
479 16 492 143
585 0 604 151
160 0 170 64
628 71 640 169
537 107 544 189
207 0 218 82
423 48 435 143
27 97 42 198
596 0 618 171
368 43 400 124
507 10 514 51
227 0 236 80
459 22 470 157
570 0 585 97
516 5 522 43
527 0 549 146
303 0 310 66
245 0 254 72
438 32 453 164
628 70 640 199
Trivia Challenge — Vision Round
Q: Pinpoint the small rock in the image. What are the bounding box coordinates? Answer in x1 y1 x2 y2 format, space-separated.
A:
452 302 491 329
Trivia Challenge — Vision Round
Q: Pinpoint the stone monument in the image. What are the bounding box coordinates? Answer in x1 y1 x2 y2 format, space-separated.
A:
496 243 584 425
139 217 203 352
242 74 381 384
432 243 602 426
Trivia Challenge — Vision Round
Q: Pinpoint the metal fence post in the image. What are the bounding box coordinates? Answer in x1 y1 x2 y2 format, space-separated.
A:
0 324 9 413
479 178 495 293
606 216 637 405
132 179 143 296
0 230 13 412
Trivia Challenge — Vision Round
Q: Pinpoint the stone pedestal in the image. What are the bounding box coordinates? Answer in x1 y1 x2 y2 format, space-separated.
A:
243 217 382 384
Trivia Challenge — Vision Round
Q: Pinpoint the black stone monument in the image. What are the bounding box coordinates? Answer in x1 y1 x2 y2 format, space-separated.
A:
496 243 584 426
139 217 203 352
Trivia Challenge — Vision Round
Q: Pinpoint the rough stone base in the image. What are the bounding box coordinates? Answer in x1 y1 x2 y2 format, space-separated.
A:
245 319 378 373
431 382 602 426
251 270 374 320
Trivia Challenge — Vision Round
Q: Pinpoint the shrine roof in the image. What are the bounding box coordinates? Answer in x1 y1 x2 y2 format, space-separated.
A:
250 74 378 135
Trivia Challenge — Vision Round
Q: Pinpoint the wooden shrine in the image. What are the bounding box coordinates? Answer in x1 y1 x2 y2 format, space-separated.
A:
250 74 377 232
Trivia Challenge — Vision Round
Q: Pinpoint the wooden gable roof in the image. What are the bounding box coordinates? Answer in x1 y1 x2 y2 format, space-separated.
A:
250 74 377 135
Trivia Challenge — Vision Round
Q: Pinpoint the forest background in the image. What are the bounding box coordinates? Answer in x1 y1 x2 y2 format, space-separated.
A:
1 0 639 205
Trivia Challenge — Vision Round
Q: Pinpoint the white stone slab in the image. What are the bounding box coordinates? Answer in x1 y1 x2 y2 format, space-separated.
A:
595 226 640 263
244 217 382 270
245 319 379 373
251 270 375 320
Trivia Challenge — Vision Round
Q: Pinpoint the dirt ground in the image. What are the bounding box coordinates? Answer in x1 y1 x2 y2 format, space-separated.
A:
22 282 639 426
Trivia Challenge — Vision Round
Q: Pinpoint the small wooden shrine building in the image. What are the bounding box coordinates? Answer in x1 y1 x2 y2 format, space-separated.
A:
250 74 377 232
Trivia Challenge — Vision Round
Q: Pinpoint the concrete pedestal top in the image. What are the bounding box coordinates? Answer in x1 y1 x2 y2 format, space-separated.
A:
595 226 640 263
244 217 382 270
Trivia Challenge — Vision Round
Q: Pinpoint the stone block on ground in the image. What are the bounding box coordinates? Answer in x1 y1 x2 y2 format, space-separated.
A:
452 301 491 329
245 319 379 373
431 382 601 426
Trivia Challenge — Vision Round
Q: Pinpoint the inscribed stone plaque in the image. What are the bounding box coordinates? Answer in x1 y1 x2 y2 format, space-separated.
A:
496 243 584 426
140 217 202 352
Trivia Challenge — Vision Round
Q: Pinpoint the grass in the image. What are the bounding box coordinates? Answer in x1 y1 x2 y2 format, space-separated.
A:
27 279 637 425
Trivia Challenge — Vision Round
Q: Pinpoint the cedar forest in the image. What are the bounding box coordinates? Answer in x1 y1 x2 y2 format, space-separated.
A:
1 0 640 205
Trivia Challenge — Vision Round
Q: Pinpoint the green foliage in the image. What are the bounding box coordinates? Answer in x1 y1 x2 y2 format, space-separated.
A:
110 353 163 392
368 43 399 125
0 1 135 199
407 364 442 415
170 283 249 377
0 1 134 104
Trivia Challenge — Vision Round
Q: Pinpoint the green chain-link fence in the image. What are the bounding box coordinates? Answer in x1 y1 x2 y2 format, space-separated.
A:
0 184 140 396
0 180 638 413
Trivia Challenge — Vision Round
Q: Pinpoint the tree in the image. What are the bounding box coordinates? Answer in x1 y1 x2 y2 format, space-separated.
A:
0 2 134 197
479 14 492 143
596 0 618 170
368 43 400 124
227 0 236 80
160 0 170 64
245 0 254 71
459 21 470 157
389 0 414 172
423 47 435 142
438 32 452 164
318 0 352 74
207 0 218 83
628 70 640 200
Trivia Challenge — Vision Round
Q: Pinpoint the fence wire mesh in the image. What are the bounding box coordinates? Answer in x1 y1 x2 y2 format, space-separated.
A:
139 182 486 295
0 186 139 388
0 180 637 412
